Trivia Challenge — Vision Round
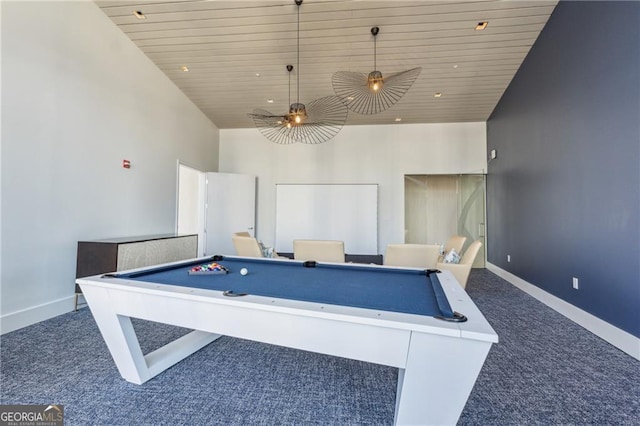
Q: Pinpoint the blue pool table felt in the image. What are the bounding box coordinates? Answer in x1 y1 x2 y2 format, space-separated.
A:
116 256 454 318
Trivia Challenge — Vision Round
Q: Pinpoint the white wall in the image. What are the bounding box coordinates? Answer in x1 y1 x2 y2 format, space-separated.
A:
0 1 219 332
219 122 486 252
0 1 4 332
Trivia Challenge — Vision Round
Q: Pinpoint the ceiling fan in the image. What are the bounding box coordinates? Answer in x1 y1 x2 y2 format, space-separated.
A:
248 0 348 145
332 26 422 115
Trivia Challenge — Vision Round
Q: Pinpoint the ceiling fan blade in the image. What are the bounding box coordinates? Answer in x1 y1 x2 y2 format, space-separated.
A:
247 109 297 144
292 96 349 144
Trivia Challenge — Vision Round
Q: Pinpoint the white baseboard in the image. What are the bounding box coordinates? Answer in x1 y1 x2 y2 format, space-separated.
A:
486 262 640 361
1 296 76 335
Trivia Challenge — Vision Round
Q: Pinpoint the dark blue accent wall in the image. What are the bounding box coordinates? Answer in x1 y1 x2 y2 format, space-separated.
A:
486 1 640 337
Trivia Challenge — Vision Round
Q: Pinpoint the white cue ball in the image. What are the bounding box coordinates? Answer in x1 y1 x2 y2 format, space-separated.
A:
240 268 248 276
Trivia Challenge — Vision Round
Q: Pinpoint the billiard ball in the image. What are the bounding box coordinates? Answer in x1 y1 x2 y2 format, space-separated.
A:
240 268 248 276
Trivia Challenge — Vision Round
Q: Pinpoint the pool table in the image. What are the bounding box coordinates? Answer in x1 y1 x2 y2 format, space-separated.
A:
77 255 498 425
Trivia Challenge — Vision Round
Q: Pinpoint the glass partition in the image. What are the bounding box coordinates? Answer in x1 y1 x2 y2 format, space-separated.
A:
404 174 486 267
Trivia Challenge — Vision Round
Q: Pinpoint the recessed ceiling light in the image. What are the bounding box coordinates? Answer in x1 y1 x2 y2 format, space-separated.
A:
255 73 260 77
133 10 146 20
475 22 488 31
347 96 354 101
395 118 402 122
434 92 442 98
453 64 459 69
267 99 274 103
180 66 189 72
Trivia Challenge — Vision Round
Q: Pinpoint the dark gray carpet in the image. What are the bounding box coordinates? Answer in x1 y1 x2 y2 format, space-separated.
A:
1 269 638 425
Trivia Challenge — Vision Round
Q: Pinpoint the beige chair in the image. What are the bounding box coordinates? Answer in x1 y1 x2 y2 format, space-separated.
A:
383 244 441 269
293 240 345 263
231 235 264 258
231 235 287 259
444 235 467 254
436 240 483 288
438 235 467 262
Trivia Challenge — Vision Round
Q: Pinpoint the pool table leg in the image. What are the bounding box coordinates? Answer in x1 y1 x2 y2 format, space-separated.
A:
394 331 492 425
82 285 221 384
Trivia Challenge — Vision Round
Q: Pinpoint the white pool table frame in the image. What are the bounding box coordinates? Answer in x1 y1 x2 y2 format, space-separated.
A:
77 256 498 425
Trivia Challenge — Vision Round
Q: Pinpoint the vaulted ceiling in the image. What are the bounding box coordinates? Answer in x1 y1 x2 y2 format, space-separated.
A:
96 0 558 129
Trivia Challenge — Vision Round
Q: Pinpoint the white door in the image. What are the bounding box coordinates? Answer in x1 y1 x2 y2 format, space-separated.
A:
204 172 256 256
177 163 206 256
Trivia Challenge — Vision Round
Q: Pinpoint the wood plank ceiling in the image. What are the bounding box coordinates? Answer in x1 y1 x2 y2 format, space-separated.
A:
96 0 558 129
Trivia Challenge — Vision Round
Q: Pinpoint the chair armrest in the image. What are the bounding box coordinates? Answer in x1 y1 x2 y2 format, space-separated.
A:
435 262 472 289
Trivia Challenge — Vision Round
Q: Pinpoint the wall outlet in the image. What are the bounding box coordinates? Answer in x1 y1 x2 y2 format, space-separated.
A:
507 254 511 262
572 277 579 290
